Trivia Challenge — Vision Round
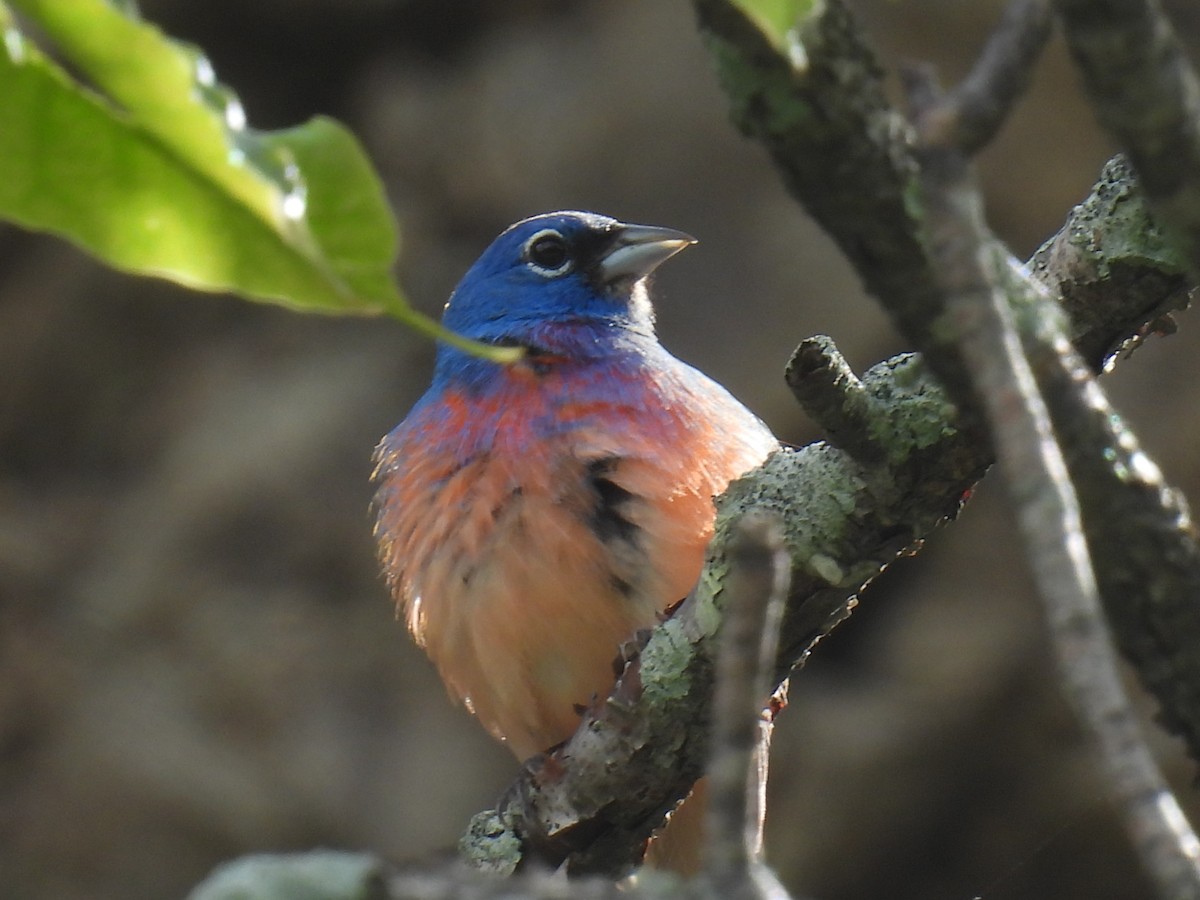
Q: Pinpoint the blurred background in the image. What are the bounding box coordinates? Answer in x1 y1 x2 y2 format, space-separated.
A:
2 1 1199 897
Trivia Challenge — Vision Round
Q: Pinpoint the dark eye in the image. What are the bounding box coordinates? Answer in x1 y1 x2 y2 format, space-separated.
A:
524 229 573 276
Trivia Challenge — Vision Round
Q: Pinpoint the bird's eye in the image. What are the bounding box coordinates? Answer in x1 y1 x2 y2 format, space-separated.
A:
523 229 573 277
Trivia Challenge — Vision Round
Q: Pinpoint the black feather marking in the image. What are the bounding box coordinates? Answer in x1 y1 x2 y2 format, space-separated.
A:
610 574 635 598
586 457 639 546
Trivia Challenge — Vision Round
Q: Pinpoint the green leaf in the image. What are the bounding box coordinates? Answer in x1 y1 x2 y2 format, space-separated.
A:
0 0 520 360
727 0 815 53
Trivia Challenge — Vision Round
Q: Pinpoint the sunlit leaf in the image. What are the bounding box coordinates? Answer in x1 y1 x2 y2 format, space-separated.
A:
0 0 520 360
727 0 815 53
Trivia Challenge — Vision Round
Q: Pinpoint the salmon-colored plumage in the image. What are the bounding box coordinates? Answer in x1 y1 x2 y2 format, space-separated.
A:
374 349 774 759
372 211 777 871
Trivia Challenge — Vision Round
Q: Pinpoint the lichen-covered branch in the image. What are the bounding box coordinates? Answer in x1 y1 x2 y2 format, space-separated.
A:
692 0 969 394
785 335 886 466
1054 0 1200 281
692 0 1192 398
1029 155 1192 370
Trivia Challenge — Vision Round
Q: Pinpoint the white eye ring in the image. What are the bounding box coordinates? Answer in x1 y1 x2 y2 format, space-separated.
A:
523 228 574 278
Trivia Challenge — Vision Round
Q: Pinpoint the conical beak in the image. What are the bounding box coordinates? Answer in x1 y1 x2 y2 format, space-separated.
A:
596 222 696 287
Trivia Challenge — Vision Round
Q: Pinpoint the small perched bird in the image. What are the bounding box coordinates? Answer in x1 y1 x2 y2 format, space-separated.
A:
373 211 777 867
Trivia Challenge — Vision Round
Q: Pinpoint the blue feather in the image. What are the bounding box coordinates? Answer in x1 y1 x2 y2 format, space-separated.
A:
432 211 677 390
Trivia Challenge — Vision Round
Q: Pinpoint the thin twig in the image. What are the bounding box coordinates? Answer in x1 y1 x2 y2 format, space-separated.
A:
992 253 1200 768
913 111 1200 900
705 513 790 897
915 0 1054 154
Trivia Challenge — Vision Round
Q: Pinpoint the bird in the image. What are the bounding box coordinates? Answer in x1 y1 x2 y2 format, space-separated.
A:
372 210 778 870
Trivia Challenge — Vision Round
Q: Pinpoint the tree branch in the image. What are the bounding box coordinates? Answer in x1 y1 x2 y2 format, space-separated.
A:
908 52 1200 893
785 335 886 466
704 513 790 898
692 0 971 397
908 0 1054 154
1055 0 1200 281
694 0 1200 768
1029 154 1192 371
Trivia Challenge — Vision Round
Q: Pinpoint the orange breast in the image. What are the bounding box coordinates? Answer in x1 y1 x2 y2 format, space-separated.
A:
374 366 775 760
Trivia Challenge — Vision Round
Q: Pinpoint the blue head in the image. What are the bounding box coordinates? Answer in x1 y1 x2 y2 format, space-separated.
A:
434 211 694 383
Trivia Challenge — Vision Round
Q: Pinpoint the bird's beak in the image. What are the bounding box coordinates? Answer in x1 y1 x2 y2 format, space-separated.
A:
596 223 696 287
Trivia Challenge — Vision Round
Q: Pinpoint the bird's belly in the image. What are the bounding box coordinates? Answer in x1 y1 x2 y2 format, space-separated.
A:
375 371 778 761
396 451 704 761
